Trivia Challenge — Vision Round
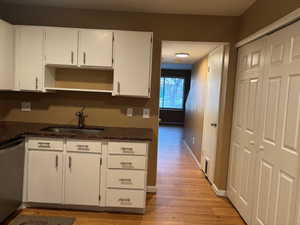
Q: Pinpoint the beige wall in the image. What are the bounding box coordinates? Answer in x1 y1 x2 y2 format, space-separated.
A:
239 0 300 40
0 3 239 188
184 56 208 161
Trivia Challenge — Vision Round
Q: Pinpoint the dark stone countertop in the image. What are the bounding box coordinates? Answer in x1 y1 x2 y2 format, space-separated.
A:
0 121 153 145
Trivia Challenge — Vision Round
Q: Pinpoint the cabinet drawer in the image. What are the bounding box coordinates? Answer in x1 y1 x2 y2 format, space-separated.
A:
108 155 146 170
108 142 147 155
66 139 101 153
106 189 145 208
107 170 146 189
28 138 64 151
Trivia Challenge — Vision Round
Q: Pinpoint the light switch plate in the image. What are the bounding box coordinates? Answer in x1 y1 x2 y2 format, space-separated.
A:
143 108 150 119
21 102 31 112
127 108 133 117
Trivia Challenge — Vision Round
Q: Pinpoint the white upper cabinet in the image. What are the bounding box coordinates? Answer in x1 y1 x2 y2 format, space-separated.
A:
15 26 44 91
113 31 153 98
78 29 113 68
45 27 78 67
0 19 14 90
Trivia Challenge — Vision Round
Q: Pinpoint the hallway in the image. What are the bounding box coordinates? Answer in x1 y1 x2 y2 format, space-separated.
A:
156 125 245 225
8 126 245 225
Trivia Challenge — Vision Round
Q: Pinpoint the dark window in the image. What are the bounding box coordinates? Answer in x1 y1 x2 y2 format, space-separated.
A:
160 77 185 109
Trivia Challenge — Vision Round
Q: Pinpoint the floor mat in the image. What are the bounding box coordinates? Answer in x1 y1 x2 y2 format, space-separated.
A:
9 215 75 225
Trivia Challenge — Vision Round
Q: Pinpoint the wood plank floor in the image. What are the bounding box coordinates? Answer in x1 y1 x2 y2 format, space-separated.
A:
6 126 246 225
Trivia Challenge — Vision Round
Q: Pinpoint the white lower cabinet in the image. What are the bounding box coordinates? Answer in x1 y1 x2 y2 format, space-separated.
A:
25 137 149 212
105 141 148 210
27 150 63 204
64 152 101 206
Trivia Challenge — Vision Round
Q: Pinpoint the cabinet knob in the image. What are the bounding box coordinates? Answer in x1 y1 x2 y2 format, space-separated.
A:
250 141 255 145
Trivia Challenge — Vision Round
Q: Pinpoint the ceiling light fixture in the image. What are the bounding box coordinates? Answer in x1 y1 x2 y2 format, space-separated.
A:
175 53 190 58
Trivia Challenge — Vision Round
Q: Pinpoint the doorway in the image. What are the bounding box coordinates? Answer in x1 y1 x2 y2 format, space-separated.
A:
159 41 228 185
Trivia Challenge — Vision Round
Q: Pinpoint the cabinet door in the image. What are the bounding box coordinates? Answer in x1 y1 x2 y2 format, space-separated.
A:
27 150 62 204
78 29 113 68
113 31 152 97
65 153 101 206
45 27 78 66
15 26 44 91
0 20 14 90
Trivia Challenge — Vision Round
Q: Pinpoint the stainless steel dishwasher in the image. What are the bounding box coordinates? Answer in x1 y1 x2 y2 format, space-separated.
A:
0 138 25 223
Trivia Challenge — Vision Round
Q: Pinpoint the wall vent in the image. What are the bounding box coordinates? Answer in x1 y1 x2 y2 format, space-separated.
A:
204 159 209 175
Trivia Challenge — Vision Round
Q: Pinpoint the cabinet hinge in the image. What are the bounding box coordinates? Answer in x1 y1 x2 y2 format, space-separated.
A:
112 58 114 65
151 36 153 43
112 34 115 41
208 67 210 72
99 195 101 201
100 158 102 166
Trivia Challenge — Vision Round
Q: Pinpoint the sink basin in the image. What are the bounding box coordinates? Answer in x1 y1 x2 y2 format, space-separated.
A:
41 126 104 135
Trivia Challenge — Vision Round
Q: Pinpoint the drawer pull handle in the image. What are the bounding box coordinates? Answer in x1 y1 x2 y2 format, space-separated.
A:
38 142 50 148
120 162 133 168
121 147 134 153
119 178 132 184
77 145 89 150
118 198 132 205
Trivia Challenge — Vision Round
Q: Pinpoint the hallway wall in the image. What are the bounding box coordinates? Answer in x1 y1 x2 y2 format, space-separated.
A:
239 0 300 40
184 56 208 161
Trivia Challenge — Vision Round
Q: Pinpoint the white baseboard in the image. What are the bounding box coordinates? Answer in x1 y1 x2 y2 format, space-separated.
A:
147 186 157 193
183 140 202 170
212 183 226 197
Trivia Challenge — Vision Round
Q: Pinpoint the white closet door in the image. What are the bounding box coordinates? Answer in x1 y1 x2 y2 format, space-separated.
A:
252 21 300 225
227 38 266 224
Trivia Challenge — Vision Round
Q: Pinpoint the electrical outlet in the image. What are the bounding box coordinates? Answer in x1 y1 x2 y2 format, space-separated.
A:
127 108 133 117
21 102 31 112
143 108 150 119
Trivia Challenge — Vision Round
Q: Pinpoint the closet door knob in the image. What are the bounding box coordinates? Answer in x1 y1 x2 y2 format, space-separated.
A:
258 145 265 152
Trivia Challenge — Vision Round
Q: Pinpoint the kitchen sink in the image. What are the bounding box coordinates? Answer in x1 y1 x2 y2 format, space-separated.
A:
41 126 105 135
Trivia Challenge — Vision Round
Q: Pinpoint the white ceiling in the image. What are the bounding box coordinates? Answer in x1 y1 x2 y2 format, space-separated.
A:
162 41 221 64
2 0 256 16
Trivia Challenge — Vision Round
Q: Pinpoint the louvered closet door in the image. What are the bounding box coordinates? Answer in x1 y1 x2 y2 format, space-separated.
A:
252 21 300 225
227 38 266 224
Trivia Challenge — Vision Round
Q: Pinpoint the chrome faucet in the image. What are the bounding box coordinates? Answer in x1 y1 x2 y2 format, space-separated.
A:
75 106 87 129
